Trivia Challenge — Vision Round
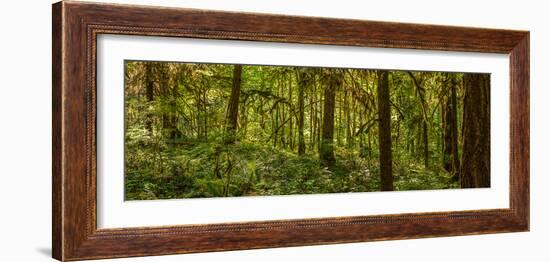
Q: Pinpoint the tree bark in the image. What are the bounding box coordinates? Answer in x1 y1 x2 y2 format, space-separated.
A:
203 89 208 139
422 120 429 167
288 74 294 150
377 70 394 191
309 78 315 151
443 76 460 180
225 65 242 144
297 69 309 155
460 74 490 188
319 70 340 166
144 63 155 133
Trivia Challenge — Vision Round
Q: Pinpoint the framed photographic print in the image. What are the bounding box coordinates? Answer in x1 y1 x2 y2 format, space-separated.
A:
52 1 529 261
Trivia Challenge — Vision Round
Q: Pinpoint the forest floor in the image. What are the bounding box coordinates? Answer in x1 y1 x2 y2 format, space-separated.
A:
125 139 459 200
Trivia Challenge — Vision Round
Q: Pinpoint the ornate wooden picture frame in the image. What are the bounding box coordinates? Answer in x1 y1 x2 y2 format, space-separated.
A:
52 1 529 261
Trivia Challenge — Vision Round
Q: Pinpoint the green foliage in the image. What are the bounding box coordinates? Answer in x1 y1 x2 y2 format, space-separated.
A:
125 135 458 200
124 61 468 200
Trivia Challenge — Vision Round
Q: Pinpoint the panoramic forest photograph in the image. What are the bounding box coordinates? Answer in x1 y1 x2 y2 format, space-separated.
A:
124 61 490 200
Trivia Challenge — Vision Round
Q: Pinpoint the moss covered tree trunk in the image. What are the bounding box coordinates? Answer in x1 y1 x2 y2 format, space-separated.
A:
320 70 341 166
225 64 242 144
460 74 490 188
443 76 460 180
144 63 155 133
297 70 309 155
377 70 394 191
422 121 429 167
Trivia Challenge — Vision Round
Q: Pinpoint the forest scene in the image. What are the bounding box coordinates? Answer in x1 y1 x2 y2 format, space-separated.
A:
124 61 490 200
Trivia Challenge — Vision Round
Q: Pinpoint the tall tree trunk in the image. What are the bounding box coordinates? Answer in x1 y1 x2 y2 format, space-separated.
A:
317 79 322 151
320 70 340 166
309 78 315 151
195 92 202 140
169 74 180 139
377 70 394 191
288 74 294 150
273 107 278 147
349 89 356 149
423 120 429 167
203 89 208 139
460 74 490 188
280 81 287 147
144 63 155 133
441 101 446 165
225 65 242 144
239 94 248 138
274 80 281 148
297 70 308 155
443 76 460 180
337 89 342 146
159 64 175 139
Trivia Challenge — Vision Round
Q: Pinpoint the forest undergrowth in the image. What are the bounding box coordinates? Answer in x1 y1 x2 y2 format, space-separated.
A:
125 133 457 200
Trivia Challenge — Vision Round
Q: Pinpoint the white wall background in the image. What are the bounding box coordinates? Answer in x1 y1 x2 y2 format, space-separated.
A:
0 0 546 261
